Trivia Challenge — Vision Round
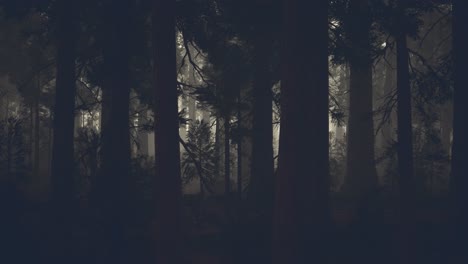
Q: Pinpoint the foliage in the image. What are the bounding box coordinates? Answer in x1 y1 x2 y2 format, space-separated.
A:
74 127 100 200
181 120 216 193
413 117 450 194
0 116 28 182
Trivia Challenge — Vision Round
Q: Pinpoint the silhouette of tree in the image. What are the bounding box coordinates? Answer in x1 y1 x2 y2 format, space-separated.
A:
49 0 78 262
343 0 378 198
153 0 183 262
273 0 330 263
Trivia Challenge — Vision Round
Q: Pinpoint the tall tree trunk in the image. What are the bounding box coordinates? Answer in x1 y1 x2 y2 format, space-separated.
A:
6 97 11 182
395 2 416 262
153 0 183 263
50 0 77 262
30 104 34 170
344 0 378 198
450 1 468 263
249 34 274 214
224 114 231 196
273 1 330 263
215 116 223 190
199 140 205 198
98 1 132 262
34 76 40 178
48 111 53 178
247 21 275 263
237 90 242 199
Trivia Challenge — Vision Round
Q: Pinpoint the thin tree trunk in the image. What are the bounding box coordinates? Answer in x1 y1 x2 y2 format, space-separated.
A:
273 1 330 263
395 2 416 262
199 143 204 198
237 90 242 199
153 0 183 262
6 98 11 181
34 76 40 178
30 104 34 169
214 116 221 186
48 111 53 178
50 0 77 262
224 114 230 196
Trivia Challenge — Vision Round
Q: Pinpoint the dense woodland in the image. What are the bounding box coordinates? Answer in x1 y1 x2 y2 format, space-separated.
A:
0 0 466 263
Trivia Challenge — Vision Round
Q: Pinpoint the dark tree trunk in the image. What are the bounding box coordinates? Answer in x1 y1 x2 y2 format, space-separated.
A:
237 90 242 198
247 23 275 263
152 0 183 263
50 0 77 262
224 114 231 196
344 0 378 197
199 143 205 198
249 34 274 214
97 1 132 262
29 104 34 171
273 1 330 263
6 98 11 181
450 1 468 263
395 2 416 262
34 77 40 178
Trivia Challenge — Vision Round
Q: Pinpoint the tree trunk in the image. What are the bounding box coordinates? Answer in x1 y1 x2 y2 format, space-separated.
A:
215 116 223 190
237 90 242 199
450 1 468 263
152 0 183 263
50 0 77 262
6 97 11 181
395 2 416 262
97 1 133 262
273 1 330 263
344 0 378 198
249 34 274 214
224 114 231 196
199 141 204 198
34 76 40 178
30 104 34 170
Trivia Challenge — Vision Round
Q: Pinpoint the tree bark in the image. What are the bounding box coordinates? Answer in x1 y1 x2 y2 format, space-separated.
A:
224 114 231 196
273 0 330 263
50 0 77 262
344 0 378 197
395 2 416 262
249 34 274 214
34 76 40 178
237 90 242 198
97 1 133 262
152 0 183 263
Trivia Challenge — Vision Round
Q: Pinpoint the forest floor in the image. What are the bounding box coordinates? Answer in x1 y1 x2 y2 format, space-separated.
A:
0 192 453 264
